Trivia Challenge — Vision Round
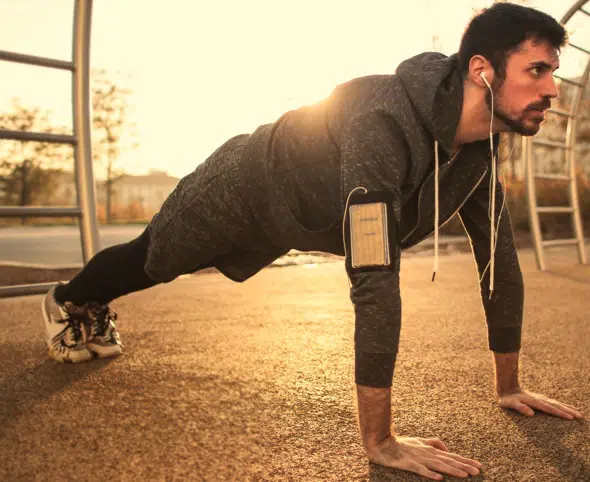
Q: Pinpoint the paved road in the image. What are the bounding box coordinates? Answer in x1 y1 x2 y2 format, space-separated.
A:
1 246 588 481
0 225 468 267
0 225 147 266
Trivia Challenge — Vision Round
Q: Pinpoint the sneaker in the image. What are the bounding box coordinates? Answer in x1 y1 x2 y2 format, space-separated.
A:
42 285 92 363
85 302 122 358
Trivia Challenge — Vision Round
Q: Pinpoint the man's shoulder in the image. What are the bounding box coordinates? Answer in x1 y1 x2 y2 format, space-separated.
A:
326 73 407 122
333 73 399 97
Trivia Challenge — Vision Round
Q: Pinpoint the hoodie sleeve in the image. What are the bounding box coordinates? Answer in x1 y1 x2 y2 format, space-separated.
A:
340 113 410 388
459 173 524 353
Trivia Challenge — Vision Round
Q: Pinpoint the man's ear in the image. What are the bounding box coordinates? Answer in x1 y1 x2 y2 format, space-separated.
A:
469 55 493 88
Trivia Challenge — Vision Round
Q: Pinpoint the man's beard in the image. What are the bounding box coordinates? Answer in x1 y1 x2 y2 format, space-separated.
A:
485 85 549 136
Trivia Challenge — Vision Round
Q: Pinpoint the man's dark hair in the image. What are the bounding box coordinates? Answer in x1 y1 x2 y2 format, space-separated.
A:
458 2 568 80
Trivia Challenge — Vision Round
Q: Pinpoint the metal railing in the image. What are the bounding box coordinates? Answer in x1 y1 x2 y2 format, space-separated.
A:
523 0 589 270
0 0 99 297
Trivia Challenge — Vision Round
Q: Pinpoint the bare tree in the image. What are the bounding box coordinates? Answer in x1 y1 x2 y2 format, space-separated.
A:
91 69 137 224
0 99 71 223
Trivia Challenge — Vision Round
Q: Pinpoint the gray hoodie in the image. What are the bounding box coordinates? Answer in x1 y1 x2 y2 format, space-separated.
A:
148 52 524 387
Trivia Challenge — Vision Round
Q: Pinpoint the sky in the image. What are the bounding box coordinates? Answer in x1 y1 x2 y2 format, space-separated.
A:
0 0 589 179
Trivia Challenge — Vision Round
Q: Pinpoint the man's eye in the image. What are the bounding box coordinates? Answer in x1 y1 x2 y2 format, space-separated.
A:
531 67 542 77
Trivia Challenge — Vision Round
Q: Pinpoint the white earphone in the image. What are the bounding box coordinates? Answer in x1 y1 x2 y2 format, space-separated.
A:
480 71 491 89
477 69 504 299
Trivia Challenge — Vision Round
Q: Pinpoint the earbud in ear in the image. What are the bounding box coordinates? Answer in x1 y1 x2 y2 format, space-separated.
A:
480 71 491 89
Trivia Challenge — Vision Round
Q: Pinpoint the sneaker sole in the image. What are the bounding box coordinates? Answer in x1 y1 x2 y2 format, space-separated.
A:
48 347 93 363
86 343 122 359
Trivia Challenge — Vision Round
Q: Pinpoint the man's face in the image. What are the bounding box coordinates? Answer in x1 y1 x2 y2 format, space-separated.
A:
487 38 560 136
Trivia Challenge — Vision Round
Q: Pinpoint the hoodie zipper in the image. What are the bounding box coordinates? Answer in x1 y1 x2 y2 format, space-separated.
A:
401 154 488 246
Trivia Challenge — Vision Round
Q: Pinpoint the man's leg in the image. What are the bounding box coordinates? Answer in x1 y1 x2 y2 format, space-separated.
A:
42 228 159 362
54 227 156 306
42 133 254 363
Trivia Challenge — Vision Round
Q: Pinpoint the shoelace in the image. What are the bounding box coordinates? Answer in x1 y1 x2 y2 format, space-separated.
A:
60 311 87 345
88 304 118 336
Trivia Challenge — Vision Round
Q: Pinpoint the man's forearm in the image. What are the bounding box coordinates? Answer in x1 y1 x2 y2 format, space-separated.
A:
493 351 520 395
356 385 392 454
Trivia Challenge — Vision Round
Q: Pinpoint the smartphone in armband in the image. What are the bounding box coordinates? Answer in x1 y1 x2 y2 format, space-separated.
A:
349 202 391 268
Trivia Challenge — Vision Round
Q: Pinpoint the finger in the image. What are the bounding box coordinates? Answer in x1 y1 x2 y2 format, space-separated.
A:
436 455 481 476
553 404 584 419
547 407 576 420
524 398 575 419
422 457 470 478
406 461 444 481
501 400 535 417
552 403 584 418
558 401 582 411
439 451 483 470
426 438 449 452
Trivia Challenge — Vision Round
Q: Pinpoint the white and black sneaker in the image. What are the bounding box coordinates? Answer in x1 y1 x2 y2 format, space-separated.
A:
86 302 122 359
42 285 92 363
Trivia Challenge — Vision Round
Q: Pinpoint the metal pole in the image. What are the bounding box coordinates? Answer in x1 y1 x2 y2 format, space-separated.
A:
561 0 590 24
568 139 587 264
0 282 60 298
524 137 545 270
565 60 590 265
72 0 101 262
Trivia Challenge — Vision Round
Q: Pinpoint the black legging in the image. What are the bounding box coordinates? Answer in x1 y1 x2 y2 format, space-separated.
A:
54 228 158 306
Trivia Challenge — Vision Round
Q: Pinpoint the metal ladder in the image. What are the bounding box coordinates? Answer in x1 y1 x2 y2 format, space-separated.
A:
0 0 100 297
524 0 590 271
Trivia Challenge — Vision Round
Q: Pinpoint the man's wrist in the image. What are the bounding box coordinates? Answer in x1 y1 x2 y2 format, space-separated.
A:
493 351 521 395
356 384 393 452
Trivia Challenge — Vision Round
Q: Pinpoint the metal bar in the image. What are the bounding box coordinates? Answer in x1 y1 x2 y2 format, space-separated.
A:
554 74 584 88
0 0 99 299
564 37 589 266
561 0 590 23
532 138 569 149
0 206 81 217
0 282 57 299
525 0 590 270
542 239 580 247
548 107 574 118
0 129 76 144
536 206 575 214
533 173 570 181
524 137 545 270
569 43 590 56
72 0 101 263
0 50 74 71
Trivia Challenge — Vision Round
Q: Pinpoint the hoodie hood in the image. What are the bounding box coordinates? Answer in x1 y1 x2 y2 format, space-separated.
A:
396 52 463 156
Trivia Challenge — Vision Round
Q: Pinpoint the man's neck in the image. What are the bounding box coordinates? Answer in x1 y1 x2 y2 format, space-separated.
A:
453 82 503 149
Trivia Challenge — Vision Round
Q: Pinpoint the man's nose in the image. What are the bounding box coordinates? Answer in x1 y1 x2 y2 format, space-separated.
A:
544 75 559 98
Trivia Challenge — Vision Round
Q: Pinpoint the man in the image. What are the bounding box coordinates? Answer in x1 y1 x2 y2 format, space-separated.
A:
42 3 584 480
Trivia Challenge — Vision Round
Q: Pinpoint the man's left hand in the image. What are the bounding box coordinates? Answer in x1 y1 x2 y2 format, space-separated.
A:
498 388 584 420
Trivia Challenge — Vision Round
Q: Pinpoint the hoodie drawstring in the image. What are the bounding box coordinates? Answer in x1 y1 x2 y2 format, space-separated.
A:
432 132 500 299
432 141 440 282
481 74 498 299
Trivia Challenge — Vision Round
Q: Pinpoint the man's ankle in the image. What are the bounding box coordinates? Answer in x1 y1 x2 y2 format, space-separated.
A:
53 283 69 305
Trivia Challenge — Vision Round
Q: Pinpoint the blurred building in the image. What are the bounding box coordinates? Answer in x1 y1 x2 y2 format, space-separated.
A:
100 169 179 215
52 169 179 219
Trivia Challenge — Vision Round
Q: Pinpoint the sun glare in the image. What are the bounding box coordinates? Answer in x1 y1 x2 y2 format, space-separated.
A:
0 0 576 178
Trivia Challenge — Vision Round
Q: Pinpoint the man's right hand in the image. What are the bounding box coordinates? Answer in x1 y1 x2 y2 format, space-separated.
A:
366 435 482 480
